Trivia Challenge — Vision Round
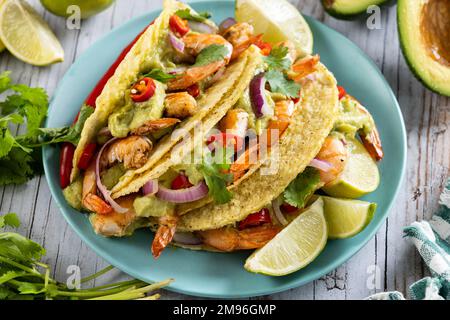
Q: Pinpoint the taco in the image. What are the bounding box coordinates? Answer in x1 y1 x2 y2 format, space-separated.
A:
70 0 246 185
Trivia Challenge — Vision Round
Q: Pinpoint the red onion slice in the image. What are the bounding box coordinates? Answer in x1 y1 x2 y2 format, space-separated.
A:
250 73 273 118
95 137 128 214
309 158 333 172
169 32 185 53
156 181 209 203
272 197 288 226
143 179 158 196
219 17 237 33
188 21 217 34
173 232 202 245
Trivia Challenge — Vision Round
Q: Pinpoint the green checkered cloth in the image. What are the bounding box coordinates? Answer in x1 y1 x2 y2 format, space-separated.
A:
367 178 450 300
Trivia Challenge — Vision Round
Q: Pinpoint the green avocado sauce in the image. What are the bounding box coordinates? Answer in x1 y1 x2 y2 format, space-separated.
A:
333 95 374 137
63 177 83 211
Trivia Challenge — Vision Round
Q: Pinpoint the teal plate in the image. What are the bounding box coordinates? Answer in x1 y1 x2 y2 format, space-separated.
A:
43 0 406 298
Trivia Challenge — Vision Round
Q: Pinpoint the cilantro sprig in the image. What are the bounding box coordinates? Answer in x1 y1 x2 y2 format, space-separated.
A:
175 9 212 22
0 213 171 300
0 72 94 186
263 45 301 98
198 146 234 204
283 167 321 208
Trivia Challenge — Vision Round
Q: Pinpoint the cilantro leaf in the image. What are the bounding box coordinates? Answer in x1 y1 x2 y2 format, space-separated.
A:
175 9 212 22
283 167 321 208
143 69 177 83
265 69 301 98
194 45 228 67
0 144 37 185
198 148 234 204
264 45 291 70
35 104 94 146
0 213 20 229
0 71 12 94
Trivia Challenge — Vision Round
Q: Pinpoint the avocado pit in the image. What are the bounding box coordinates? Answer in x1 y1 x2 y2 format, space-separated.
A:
421 0 450 67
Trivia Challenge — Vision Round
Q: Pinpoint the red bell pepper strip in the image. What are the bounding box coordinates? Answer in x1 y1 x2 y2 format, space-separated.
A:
171 173 193 190
169 15 190 37
77 143 97 170
337 85 346 100
60 143 75 188
130 77 156 102
238 208 272 230
186 83 200 98
280 203 298 214
59 22 154 188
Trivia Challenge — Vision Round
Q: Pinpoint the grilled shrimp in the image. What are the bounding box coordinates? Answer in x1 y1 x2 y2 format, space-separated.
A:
221 22 254 49
314 136 348 185
219 108 249 138
353 102 384 161
197 224 280 252
151 215 178 259
90 195 137 237
290 55 320 82
229 100 295 181
131 118 180 135
164 92 198 119
168 34 233 90
82 160 112 215
100 135 152 170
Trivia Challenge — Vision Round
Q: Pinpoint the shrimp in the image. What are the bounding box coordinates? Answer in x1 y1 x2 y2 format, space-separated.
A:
167 34 233 90
219 108 249 138
221 22 254 49
90 195 137 237
354 102 384 161
229 100 294 180
164 92 198 119
100 135 152 170
82 160 112 215
151 215 178 259
315 136 348 185
289 55 320 82
197 224 280 252
131 118 180 135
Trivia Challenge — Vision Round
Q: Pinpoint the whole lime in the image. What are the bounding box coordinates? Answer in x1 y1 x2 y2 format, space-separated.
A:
40 0 115 19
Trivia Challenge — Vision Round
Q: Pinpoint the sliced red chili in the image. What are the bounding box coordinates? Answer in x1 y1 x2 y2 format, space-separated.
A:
77 143 97 170
130 77 156 102
207 132 244 152
60 143 75 188
187 83 200 98
238 208 272 230
169 15 190 37
337 85 346 100
255 38 272 56
280 203 298 214
171 173 193 190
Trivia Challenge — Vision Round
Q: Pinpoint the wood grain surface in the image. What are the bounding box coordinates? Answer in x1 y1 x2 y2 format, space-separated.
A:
0 0 448 300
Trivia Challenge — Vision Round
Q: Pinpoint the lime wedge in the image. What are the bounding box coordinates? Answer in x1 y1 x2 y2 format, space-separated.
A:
322 138 380 199
0 0 64 66
321 196 376 239
235 0 313 57
245 198 327 276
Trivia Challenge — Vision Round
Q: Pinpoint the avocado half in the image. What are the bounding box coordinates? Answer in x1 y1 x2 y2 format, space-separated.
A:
322 0 391 19
398 0 450 96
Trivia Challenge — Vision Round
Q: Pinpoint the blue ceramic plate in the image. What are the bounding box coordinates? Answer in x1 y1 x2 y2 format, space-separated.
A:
43 0 406 298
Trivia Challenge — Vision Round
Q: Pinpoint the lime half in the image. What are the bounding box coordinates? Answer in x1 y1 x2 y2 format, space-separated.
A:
322 138 380 199
0 0 64 66
235 0 313 57
321 196 376 239
245 198 327 276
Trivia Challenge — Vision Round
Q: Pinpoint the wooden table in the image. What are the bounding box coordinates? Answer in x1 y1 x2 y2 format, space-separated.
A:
1 0 448 300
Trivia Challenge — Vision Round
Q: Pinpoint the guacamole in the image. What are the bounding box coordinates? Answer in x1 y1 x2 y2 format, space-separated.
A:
334 95 374 137
63 177 83 210
108 80 166 137
133 195 175 218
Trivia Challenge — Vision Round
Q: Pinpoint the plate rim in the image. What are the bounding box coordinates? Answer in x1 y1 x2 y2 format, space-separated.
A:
43 0 407 298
